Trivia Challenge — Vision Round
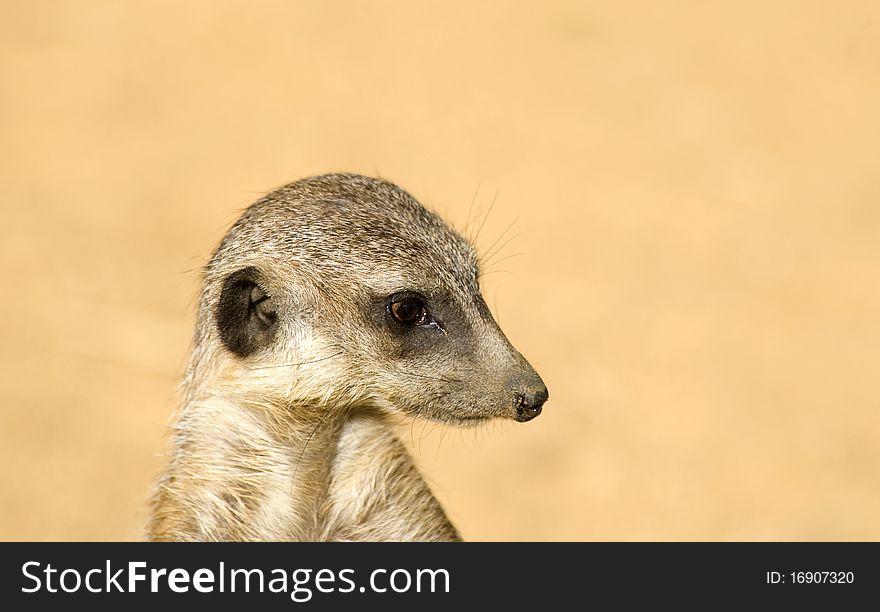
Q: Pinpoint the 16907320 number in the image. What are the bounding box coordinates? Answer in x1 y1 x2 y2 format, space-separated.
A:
790 571 854 584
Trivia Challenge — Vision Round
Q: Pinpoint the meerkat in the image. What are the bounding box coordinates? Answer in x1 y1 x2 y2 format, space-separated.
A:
148 173 548 541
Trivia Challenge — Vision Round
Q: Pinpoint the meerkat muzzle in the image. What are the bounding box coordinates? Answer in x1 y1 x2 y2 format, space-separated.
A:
513 385 549 422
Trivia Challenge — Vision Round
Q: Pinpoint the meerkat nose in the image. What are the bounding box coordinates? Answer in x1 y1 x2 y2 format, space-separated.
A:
513 384 549 422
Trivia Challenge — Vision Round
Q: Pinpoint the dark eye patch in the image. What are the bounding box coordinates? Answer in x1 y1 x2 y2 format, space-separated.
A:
215 266 278 357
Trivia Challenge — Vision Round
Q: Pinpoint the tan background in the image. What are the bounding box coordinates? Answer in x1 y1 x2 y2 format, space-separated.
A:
1 1 878 541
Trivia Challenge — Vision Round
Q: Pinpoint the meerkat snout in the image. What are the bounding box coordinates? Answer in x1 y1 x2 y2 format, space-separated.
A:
513 385 549 422
377 285 549 425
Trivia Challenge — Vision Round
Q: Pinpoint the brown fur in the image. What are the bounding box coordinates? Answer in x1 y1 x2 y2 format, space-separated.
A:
148 174 546 541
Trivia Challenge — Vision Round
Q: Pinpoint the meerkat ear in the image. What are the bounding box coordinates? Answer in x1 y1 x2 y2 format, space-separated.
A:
215 266 278 357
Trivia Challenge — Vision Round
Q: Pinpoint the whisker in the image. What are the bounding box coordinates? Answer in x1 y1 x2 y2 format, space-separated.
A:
410 414 418 450
479 269 515 278
463 178 483 242
397 370 464 385
249 351 344 371
480 218 519 269
290 406 337 496
436 425 448 462
493 284 503 325
482 233 522 270
483 251 524 271
473 189 500 245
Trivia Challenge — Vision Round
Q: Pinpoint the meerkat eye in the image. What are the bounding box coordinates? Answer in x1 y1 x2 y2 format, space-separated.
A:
390 296 428 325
387 293 435 328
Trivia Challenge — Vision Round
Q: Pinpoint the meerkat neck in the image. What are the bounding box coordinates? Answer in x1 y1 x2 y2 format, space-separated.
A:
321 412 460 541
149 393 459 541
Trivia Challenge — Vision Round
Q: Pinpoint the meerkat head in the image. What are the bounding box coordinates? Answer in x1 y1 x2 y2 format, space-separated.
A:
202 173 547 426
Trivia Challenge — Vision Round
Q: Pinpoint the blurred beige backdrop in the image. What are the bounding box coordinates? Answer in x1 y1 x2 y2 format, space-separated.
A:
1 1 878 540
